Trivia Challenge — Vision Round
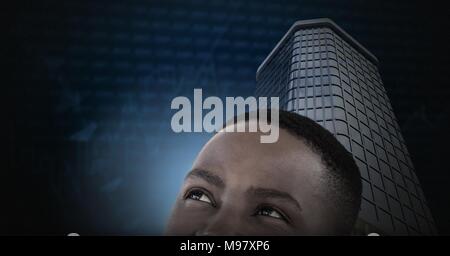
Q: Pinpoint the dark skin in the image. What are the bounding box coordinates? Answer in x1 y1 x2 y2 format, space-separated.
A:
165 120 340 235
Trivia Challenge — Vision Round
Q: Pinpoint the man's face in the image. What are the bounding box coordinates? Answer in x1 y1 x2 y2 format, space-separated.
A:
165 120 338 235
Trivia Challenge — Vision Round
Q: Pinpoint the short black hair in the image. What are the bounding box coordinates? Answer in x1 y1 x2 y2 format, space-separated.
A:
227 109 362 235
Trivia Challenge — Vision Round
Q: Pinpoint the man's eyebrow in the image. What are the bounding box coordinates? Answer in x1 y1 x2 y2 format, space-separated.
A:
247 187 302 211
185 168 225 188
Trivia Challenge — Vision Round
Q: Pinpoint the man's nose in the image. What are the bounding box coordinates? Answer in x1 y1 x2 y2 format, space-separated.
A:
195 207 243 236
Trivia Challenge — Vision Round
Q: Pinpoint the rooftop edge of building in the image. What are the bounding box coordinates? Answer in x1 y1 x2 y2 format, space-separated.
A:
256 18 379 80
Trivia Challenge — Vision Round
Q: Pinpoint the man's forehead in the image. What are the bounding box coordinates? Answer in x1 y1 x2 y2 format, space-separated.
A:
193 127 326 189
207 124 321 162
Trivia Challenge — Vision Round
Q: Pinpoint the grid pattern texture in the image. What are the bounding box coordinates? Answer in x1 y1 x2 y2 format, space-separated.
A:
256 23 436 235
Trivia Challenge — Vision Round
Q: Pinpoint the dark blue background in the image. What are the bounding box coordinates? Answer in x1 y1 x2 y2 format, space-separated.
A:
4 0 450 234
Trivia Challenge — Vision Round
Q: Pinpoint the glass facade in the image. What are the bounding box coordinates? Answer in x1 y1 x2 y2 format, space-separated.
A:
256 18 436 235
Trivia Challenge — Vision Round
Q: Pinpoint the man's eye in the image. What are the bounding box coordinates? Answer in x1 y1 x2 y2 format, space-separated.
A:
186 190 213 205
256 206 285 220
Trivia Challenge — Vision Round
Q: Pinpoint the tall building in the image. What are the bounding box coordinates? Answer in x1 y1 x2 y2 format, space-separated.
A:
256 18 436 235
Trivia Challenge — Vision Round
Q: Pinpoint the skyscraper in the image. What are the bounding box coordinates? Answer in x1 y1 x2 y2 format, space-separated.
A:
256 18 436 235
